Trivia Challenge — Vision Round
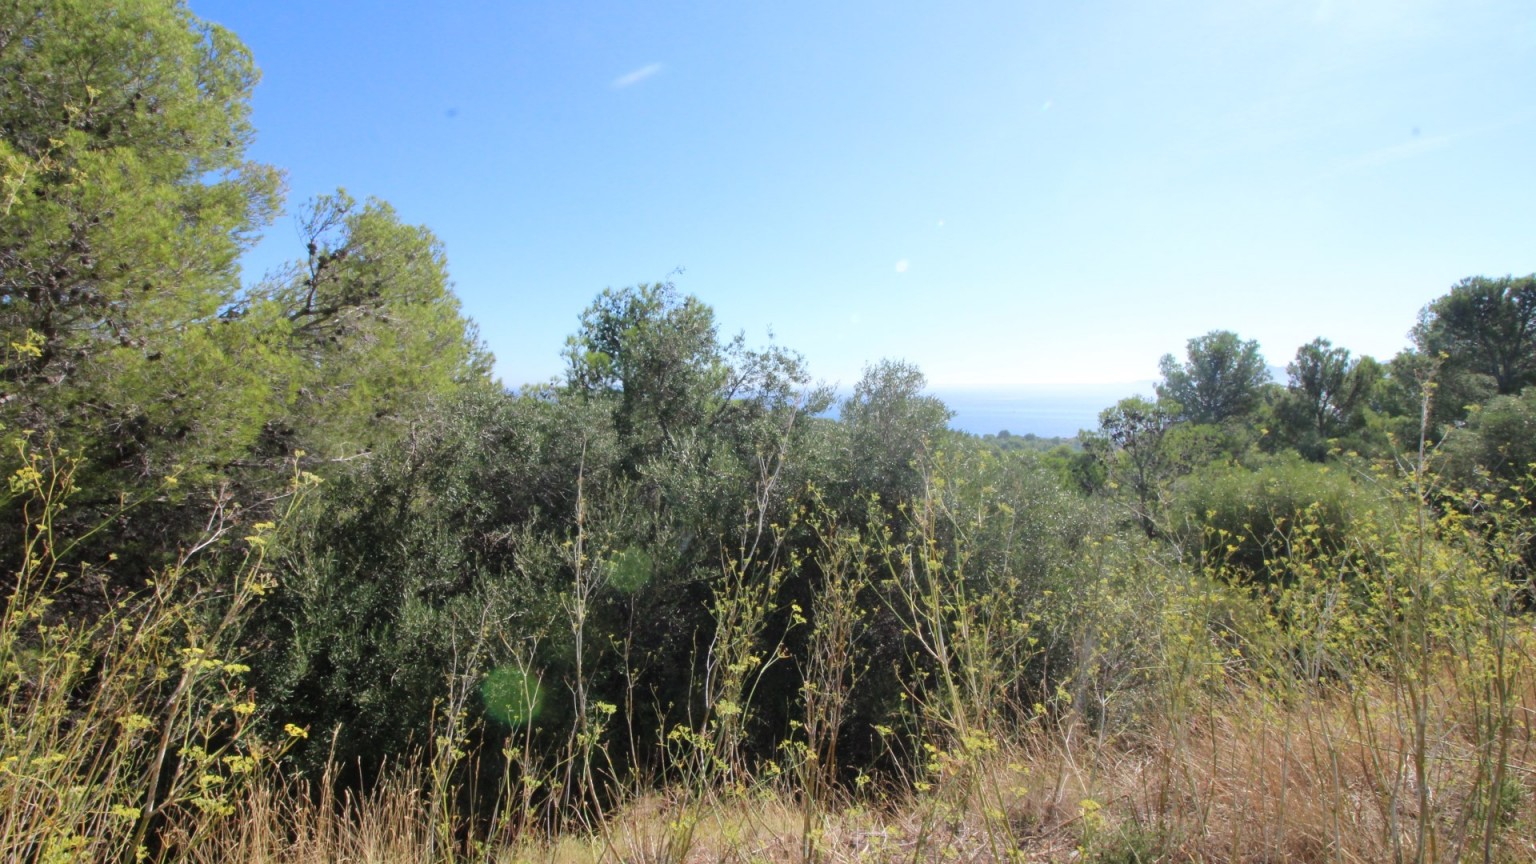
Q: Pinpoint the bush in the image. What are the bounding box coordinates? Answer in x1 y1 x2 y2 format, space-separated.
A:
253 389 621 778
1174 453 1366 583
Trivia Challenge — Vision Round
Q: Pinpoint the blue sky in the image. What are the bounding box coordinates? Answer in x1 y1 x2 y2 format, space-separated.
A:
195 0 1535 392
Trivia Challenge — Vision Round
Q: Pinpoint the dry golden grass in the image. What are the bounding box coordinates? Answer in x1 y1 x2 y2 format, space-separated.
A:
175 652 1534 864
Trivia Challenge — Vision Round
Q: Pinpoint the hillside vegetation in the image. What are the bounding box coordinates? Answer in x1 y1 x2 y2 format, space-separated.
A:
2 3 1533 862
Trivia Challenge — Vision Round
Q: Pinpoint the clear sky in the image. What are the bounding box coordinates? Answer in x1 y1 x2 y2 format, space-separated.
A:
193 0 1535 392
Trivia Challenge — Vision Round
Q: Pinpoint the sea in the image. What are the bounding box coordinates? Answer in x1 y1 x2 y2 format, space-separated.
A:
934 383 1155 439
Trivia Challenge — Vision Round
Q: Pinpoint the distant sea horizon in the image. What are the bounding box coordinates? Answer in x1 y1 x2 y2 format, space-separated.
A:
933 382 1156 439
511 381 1159 440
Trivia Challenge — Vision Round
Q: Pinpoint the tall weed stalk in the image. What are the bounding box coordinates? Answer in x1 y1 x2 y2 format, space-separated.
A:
0 436 314 862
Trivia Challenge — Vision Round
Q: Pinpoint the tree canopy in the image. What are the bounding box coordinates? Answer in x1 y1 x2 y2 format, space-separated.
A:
0 0 281 478
1155 330 1269 425
0 0 489 576
1413 274 1536 396
1273 338 1379 459
254 191 492 460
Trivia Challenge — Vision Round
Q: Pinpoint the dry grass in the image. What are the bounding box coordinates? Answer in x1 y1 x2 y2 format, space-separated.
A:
167 649 1534 863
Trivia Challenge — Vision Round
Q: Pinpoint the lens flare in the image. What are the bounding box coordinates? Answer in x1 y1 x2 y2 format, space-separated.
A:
481 667 543 727
608 547 653 593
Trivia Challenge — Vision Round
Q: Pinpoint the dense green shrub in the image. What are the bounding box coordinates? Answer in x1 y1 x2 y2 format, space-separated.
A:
1438 389 1536 491
254 389 620 777
1173 453 1366 582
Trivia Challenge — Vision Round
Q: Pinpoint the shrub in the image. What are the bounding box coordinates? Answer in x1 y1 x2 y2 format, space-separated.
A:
1174 453 1366 583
